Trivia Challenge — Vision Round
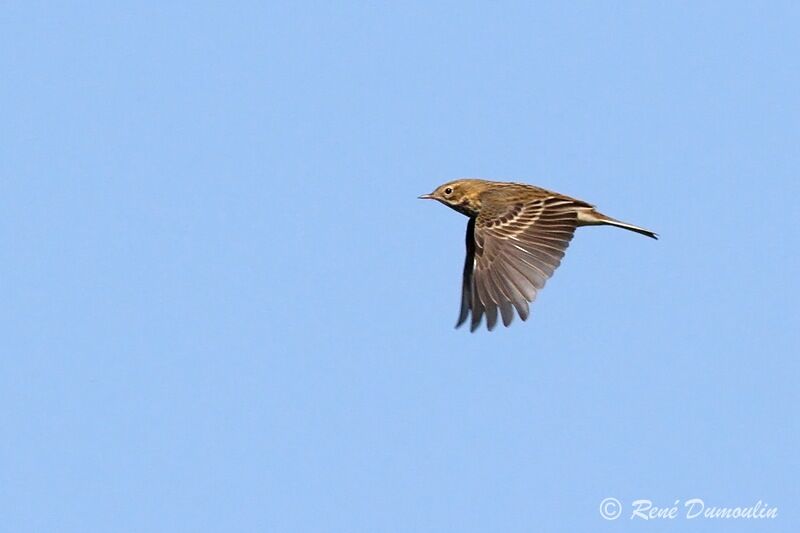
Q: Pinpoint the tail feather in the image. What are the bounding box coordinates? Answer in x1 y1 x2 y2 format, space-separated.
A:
577 210 658 240
602 218 659 239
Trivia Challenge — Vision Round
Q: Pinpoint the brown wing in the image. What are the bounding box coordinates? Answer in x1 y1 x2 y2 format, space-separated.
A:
456 196 583 331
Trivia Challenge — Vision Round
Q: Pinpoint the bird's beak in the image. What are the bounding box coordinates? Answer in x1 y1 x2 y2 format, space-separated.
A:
418 193 434 200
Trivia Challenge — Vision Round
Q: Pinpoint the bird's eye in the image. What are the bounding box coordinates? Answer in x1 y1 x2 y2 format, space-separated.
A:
444 187 453 195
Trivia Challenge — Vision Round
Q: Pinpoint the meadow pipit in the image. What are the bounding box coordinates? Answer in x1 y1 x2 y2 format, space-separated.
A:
419 179 657 331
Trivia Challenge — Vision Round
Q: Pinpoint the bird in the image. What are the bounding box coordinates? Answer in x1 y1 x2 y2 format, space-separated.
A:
419 178 657 332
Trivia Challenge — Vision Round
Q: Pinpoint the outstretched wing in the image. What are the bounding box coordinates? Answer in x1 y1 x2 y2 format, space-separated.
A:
457 196 584 331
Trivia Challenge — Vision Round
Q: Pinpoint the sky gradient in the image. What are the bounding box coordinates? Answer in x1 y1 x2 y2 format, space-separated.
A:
2 2 799 532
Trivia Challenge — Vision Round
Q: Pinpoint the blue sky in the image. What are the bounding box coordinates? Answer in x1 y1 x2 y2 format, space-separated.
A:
2 2 798 532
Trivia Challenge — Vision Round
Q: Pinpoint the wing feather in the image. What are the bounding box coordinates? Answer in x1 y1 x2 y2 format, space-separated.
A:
456 195 581 331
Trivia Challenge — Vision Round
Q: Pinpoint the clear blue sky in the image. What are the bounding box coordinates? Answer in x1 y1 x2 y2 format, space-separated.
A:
2 2 798 532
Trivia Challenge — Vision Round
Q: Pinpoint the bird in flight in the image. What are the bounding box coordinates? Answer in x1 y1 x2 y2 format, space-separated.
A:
419 179 657 331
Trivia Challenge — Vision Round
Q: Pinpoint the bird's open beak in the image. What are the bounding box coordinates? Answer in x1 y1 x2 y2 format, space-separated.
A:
418 193 434 200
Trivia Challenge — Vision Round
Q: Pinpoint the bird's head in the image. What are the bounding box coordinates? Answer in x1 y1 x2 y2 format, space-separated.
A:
418 179 488 217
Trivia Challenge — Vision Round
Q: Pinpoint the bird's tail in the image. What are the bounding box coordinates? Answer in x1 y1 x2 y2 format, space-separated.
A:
577 210 658 240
